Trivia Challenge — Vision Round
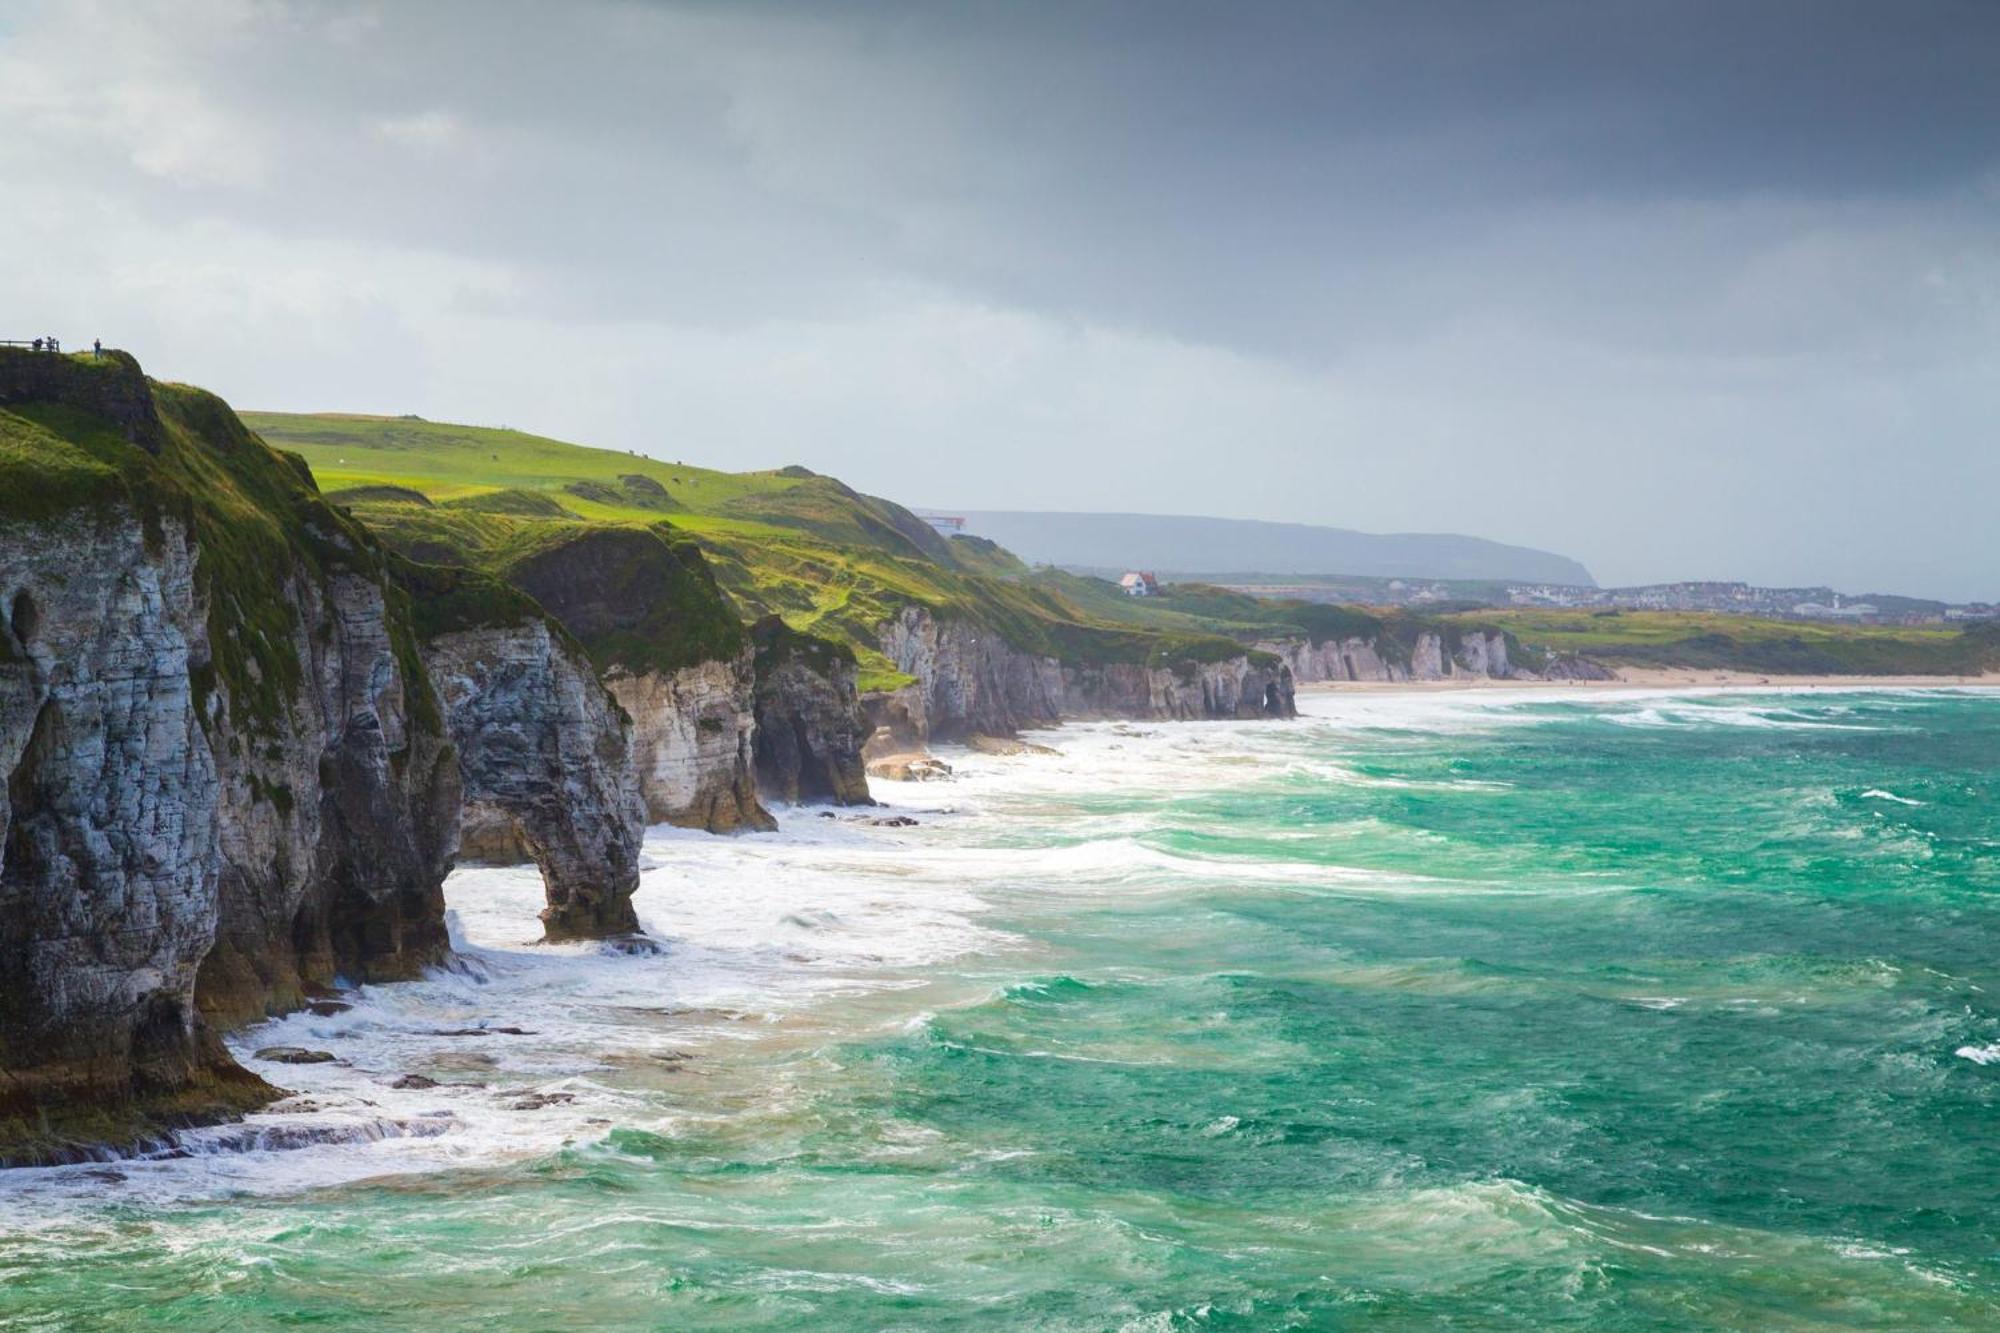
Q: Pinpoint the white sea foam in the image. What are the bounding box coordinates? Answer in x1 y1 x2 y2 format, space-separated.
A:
1 681 1968 1222
1861 789 1925 807
0 813 1028 1217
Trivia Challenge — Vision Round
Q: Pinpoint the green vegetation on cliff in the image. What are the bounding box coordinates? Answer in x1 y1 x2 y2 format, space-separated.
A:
248 411 1262 690
1 352 445 737
241 408 1999 684
1451 609 2000 677
348 504 744 677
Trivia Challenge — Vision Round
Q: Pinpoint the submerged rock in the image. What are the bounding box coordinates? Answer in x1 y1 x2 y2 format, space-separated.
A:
508 1091 577 1111
966 733 1061 757
430 1026 535 1037
253 1047 338 1065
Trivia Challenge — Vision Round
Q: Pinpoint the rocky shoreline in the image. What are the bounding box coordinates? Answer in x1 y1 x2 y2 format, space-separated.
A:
0 350 1304 1164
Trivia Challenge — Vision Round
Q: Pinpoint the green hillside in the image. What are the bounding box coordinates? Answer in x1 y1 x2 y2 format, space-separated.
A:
241 411 2000 685
246 412 1268 690
1454 609 2000 677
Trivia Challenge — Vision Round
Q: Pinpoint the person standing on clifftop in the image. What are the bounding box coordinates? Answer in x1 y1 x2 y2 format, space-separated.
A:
31 338 42 352
93 338 101 357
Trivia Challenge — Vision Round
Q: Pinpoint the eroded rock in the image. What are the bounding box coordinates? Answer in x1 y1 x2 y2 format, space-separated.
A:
254 1047 337 1065
415 590 646 943
750 616 872 807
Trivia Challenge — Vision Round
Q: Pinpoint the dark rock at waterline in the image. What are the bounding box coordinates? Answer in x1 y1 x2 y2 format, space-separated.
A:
431 1026 536 1037
253 1047 338 1064
600 933 663 957
306 1000 354 1017
868 815 919 828
390 1074 440 1090
508 1091 576 1110
191 1114 457 1154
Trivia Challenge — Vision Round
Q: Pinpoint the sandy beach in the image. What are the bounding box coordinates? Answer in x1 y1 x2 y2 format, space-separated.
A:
1301 669 2000 694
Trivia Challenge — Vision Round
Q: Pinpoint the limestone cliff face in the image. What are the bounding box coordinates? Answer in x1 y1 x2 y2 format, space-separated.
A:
874 605 1294 742
196 565 459 1032
0 506 257 1146
420 612 644 941
1260 630 1533 683
749 617 871 806
1063 657 1297 721
876 606 1067 741
1448 630 1511 678
502 528 772 834
610 648 773 831
0 350 459 1157
1258 636 1409 683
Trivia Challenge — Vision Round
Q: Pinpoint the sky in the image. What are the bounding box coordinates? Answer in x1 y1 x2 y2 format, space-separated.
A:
1 1 1995 597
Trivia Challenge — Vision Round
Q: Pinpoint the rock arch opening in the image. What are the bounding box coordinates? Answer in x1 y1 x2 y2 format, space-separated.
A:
457 803 642 945
9 589 39 648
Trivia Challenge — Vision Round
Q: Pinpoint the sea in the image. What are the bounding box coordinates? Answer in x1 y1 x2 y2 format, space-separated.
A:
2 686 1997 1330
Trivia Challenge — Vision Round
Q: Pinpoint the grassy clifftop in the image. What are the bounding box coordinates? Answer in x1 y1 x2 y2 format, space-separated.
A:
248 411 1267 689
1 352 440 736
1006 572 2000 678
243 409 1997 684
1448 609 2000 677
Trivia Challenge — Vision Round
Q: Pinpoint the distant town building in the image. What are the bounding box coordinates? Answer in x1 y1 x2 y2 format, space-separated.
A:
915 512 966 535
1120 571 1159 597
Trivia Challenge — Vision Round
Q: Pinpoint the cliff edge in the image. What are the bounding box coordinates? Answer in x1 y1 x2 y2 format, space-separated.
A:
0 350 458 1162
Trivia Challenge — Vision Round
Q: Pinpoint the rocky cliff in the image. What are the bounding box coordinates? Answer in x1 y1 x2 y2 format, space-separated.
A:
1063 656 1297 720
401 561 646 943
873 605 1295 743
1260 629 1536 683
875 605 1068 740
194 561 460 1032
750 616 871 806
413 524 774 834
1259 627 1617 683
1259 635 1408 683
0 350 458 1160
608 649 772 831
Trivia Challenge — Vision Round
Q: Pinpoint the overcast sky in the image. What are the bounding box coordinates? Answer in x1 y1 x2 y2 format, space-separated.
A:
2 1 1995 596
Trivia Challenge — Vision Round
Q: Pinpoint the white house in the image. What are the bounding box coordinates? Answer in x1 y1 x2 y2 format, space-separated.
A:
1119 571 1159 597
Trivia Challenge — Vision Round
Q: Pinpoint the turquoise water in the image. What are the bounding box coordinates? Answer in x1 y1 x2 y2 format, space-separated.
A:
3 688 1997 1328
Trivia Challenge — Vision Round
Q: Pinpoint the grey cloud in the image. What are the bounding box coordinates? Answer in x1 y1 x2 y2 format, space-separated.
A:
0 0 1993 597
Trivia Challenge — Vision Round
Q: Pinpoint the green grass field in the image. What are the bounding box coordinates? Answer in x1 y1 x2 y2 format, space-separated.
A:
242 410 1999 684
245 412 1272 690
1450 608 1998 676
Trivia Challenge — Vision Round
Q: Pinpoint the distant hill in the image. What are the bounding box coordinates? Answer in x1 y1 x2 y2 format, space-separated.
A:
948 511 1596 587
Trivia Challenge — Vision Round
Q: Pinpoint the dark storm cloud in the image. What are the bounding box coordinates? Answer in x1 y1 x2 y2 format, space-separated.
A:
0 0 1994 595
